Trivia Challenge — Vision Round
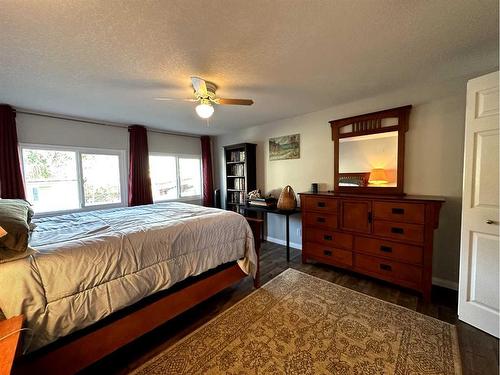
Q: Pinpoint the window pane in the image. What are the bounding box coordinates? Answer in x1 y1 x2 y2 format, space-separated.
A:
149 155 177 201
179 158 201 197
81 154 122 206
22 149 79 213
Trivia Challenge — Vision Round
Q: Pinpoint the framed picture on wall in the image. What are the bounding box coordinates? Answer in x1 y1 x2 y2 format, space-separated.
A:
269 134 300 161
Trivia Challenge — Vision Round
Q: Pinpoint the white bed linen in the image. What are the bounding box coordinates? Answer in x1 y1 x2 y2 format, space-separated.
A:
0 203 256 352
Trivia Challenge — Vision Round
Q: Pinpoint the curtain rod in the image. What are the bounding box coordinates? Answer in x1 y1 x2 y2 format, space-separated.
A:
14 108 202 139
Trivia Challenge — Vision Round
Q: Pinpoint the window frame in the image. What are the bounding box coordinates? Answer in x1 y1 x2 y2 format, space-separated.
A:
19 143 128 216
149 152 203 203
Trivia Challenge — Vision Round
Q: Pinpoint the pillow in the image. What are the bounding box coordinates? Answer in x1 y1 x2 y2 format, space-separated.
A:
0 199 34 223
0 199 32 253
0 246 36 264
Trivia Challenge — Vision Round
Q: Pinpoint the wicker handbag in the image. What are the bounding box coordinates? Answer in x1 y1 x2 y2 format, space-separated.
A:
277 185 297 211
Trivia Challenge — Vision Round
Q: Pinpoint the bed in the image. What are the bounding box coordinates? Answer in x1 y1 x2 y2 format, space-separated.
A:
0 202 260 373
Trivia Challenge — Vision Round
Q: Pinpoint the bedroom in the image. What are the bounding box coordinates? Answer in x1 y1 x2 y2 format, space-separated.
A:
0 1 498 374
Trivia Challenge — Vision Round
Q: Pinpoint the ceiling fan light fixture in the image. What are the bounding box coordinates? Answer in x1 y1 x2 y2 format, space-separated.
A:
154 77 253 121
195 101 214 119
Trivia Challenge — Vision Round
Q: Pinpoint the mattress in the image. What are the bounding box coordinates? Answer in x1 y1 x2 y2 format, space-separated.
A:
0 203 257 352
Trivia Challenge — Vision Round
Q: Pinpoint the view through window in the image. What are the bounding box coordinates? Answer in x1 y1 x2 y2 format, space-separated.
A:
21 146 125 213
81 154 121 206
149 154 201 202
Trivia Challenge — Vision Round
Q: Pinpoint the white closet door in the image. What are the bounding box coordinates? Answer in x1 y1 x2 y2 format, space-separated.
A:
458 71 499 337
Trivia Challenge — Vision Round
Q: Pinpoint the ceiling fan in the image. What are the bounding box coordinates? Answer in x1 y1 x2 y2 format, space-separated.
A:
154 77 254 119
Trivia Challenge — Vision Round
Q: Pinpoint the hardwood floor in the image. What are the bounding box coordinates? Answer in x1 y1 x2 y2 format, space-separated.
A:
84 242 499 375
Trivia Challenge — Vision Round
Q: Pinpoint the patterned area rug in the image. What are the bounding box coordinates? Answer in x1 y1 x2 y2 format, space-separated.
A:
131 269 461 374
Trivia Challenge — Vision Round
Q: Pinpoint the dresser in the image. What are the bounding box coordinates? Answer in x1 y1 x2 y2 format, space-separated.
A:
300 192 444 301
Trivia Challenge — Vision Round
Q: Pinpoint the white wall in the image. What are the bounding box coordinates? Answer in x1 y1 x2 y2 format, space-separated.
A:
16 113 203 203
215 76 476 288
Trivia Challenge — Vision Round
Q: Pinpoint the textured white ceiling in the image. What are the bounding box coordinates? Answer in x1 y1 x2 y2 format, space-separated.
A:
0 0 498 135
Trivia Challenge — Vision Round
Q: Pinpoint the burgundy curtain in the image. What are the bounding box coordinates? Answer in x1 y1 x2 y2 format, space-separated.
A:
0 104 26 199
128 125 153 206
201 136 214 207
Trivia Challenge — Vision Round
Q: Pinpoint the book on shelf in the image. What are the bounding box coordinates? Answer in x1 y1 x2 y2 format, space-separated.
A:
228 164 244 176
232 178 245 190
229 150 246 162
228 191 246 204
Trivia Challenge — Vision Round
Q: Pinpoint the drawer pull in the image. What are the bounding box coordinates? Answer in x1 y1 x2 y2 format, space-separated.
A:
380 245 392 253
391 227 404 234
380 264 392 271
323 250 332 256
317 217 326 223
317 202 326 208
324 235 333 241
392 208 405 215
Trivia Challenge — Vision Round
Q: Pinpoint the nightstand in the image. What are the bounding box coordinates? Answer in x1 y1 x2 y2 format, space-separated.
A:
0 315 23 375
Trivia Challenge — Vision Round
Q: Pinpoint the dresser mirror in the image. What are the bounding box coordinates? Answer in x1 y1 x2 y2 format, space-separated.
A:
330 105 411 195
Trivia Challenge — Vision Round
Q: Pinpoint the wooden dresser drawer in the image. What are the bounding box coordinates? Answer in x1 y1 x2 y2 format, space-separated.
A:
306 229 353 250
304 242 353 267
355 254 422 285
304 212 338 230
302 196 338 213
354 236 423 265
373 201 425 224
373 220 424 243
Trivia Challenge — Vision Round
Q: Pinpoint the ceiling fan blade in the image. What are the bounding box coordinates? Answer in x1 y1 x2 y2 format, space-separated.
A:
215 98 254 106
191 77 208 97
154 97 198 102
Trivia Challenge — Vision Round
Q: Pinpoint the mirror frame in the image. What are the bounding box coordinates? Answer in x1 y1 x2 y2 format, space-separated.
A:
330 105 412 195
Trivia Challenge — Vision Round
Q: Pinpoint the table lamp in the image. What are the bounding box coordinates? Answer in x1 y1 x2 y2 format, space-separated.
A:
369 168 388 185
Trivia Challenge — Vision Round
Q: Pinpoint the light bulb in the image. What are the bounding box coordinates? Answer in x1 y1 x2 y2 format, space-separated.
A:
195 103 214 119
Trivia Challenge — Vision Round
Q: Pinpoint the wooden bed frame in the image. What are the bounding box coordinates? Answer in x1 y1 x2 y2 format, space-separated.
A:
14 217 263 375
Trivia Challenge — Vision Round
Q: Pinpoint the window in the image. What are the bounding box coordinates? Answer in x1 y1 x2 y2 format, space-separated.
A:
81 154 122 206
22 149 79 212
149 155 178 201
179 158 202 197
149 154 202 202
21 145 126 214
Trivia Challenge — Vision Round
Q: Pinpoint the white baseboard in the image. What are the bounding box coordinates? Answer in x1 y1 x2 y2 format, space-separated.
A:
432 277 458 291
264 237 458 291
265 236 302 250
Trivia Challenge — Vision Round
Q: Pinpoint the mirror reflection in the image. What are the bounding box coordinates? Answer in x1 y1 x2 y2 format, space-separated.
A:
338 131 398 187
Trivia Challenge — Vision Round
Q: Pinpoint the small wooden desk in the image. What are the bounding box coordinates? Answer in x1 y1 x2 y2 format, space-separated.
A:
238 204 301 262
0 315 23 375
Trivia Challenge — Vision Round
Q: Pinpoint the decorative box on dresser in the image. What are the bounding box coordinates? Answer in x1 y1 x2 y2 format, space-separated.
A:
300 193 444 301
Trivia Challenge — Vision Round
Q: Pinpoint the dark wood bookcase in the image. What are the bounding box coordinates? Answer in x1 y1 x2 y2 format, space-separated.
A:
223 143 256 211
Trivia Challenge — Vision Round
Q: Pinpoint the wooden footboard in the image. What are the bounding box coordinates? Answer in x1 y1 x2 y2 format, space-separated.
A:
14 217 262 375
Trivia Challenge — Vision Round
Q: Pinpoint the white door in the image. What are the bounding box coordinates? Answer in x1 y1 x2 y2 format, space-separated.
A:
458 71 500 338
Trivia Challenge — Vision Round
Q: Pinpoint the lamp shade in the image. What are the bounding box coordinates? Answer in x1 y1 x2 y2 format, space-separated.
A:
369 168 388 184
195 102 214 119
0 226 7 238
